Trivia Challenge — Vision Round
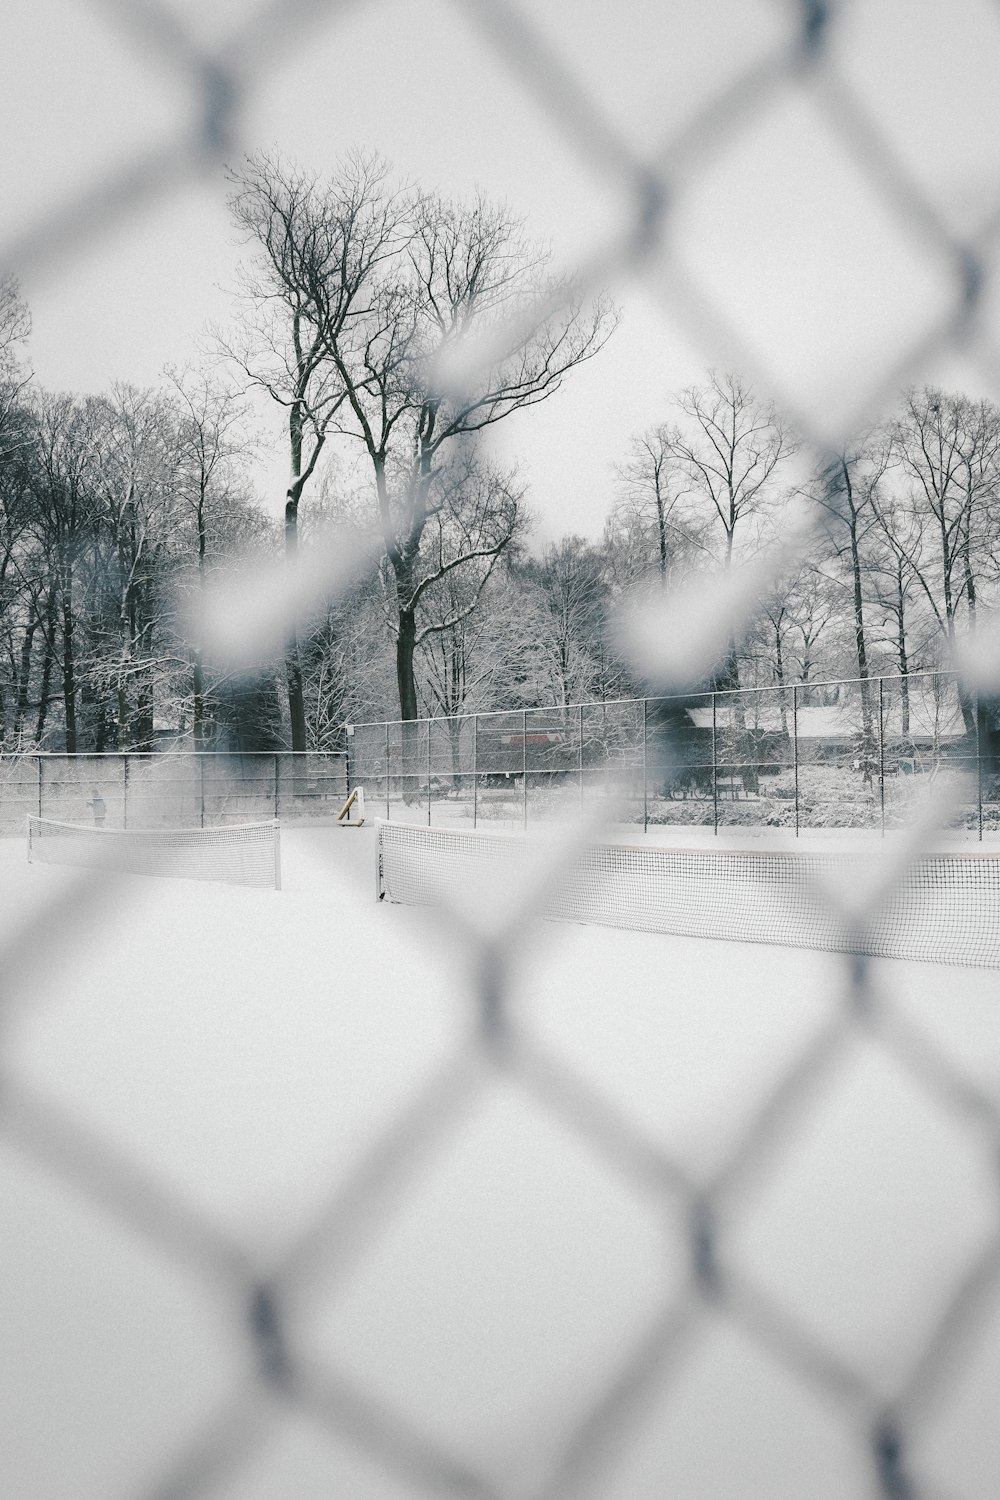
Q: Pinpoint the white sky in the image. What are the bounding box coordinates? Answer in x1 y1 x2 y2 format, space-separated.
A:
5 0 1000 543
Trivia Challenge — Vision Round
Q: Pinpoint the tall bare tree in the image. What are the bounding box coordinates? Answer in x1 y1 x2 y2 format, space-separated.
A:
224 150 409 748
23 393 102 752
0 275 31 444
641 372 794 697
319 185 615 722
812 436 889 756
611 424 699 584
166 366 255 747
872 389 1000 732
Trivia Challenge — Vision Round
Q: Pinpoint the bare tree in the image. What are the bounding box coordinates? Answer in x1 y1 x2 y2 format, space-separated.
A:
813 435 889 758
518 537 615 708
166 365 255 747
611 425 699 584
865 523 927 738
872 388 1000 732
0 275 31 446
0 281 35 740
223 150 409 748
322 186 616 722
22 393 102 752
660 371 795 694
673 372 793 569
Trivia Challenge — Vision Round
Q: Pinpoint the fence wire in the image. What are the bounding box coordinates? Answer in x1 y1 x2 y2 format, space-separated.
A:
4 2 1000 1498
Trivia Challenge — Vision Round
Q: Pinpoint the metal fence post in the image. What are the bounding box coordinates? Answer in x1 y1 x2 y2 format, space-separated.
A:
427 720 432 827
385 720 390 820
711 693 718 836
522 708 528 830
123 755 129 829
878 677 886 837
792 685 799 838
199 753 205 829
642 698 648 833
472 714 478 829
274 753 279 820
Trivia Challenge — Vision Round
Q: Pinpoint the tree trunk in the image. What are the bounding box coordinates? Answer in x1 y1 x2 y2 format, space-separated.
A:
13 616 39 741
774 630 787 736
285 494 307 753
396 607 419 721
843 461 874 773
192 651 206 749
60 568 77 754
193 495 208 750
396 606 421 804
134 687 154 752
897 570 910 739
957 537 979 737
35 589 57 745
448 717 463 786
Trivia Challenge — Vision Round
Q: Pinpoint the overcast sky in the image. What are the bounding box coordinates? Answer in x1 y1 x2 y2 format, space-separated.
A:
5 0 1000 544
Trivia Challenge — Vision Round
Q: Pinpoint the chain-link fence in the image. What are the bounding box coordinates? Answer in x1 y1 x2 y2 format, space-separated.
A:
0 751 347 834
347 669 1000 838
4 4 1000 1500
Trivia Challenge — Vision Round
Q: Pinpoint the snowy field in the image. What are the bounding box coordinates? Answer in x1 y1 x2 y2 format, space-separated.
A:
2 823 1000 1500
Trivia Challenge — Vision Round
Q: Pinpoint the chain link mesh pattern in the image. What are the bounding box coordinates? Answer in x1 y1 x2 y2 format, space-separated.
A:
4 3 1000 1498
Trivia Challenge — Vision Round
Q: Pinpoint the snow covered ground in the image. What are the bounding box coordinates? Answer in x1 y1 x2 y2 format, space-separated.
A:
1 823 999 1500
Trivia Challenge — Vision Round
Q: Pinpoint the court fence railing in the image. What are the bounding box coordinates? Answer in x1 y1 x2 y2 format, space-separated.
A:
346 668 1000 839
0 750 348 836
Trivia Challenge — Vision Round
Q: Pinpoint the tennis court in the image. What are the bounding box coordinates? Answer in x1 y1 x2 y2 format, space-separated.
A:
2 823 998 1500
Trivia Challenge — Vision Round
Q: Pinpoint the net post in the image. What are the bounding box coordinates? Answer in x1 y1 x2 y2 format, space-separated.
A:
792 684 799 838
472 714 478 829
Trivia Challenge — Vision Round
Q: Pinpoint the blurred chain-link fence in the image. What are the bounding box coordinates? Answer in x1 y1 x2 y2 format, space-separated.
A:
4 3 1000 1499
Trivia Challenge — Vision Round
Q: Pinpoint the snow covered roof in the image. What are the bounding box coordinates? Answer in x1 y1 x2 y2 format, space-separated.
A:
686 695 967 740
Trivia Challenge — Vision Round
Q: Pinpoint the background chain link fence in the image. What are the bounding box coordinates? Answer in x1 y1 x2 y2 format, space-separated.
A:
345 669 999 837
4 3 1000 1498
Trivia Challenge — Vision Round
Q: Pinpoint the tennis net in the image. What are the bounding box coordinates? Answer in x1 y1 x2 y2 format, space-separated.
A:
27 816 282 890
377 821 1000 969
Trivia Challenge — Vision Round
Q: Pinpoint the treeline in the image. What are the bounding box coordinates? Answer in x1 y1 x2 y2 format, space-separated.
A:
353 369 1000 737
0 294 277 752
3 151 1000 755
604 372 1000 737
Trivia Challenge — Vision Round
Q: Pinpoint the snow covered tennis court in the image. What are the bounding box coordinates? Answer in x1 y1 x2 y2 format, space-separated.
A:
2 823 999 1500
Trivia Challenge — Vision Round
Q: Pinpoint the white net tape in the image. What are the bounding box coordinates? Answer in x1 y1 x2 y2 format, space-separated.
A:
26 815 281 890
